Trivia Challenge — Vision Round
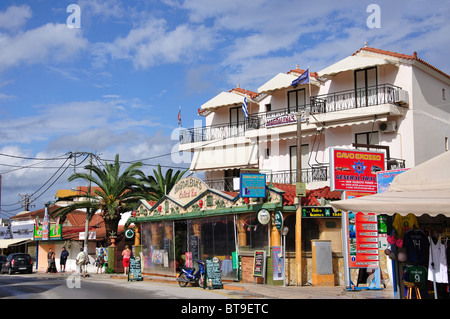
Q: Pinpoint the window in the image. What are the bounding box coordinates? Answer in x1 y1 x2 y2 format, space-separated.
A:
355 131 379 146
229 106 245 126
287 88 306 113
443 88 446 100
355 67 377 107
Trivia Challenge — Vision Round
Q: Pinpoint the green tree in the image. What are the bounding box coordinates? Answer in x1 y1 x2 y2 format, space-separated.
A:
142 164 188 201
56 154 147 242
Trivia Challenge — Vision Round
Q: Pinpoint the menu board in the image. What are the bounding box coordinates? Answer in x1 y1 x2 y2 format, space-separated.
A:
253 250 266 277
205 257 222 289
128 256 143 281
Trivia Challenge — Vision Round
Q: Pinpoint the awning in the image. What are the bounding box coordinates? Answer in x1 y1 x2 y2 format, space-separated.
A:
189 143 258 171
318 56 398 78
331 151 450 217
201 91 255 111
258 73 320 94
0 238 32 249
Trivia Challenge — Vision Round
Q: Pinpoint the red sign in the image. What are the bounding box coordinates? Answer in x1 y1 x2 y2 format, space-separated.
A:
348 212 379 268
330 149 385 192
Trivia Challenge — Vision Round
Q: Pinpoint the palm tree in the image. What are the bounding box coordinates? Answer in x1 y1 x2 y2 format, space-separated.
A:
56 154 147 242
142 164 188 201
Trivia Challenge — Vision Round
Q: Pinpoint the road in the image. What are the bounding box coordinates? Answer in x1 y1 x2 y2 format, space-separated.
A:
0 273 264 299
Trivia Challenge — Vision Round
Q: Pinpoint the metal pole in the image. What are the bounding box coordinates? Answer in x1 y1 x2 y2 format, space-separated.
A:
295 112 303 286
83 153 93 254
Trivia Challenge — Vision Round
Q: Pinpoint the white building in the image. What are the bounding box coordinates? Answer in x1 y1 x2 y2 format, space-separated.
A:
179 47 450 192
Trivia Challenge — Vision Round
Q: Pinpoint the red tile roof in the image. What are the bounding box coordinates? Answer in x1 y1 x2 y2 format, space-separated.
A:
229 87 259 99
271 183 341 206
288 68 319 79
353 47 450 79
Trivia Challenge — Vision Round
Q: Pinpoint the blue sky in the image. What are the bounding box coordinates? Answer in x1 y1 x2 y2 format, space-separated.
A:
0 0 449 215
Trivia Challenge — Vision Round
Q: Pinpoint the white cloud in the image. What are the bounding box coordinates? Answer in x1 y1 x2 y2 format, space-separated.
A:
0 23 88 71
0 5 32 31
94 18 215 69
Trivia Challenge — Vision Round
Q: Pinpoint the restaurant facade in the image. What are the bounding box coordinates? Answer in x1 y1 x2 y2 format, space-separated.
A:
132 176 346 285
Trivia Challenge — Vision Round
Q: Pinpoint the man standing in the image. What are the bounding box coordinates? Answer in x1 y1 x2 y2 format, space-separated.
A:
46 248 53 273
76 248 87 278
60 247 69 272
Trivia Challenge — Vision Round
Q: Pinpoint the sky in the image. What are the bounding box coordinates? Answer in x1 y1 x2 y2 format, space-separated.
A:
0 0 449 217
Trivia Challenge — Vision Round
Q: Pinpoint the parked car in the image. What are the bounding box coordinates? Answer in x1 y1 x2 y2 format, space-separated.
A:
0 255 7 269
1 253 33 274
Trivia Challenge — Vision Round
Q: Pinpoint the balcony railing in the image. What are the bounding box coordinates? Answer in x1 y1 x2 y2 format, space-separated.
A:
205 167 329 192
310 83 402 113
180 84 405 144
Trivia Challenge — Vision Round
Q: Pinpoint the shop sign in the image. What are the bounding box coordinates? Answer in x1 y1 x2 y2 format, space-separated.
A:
273 211 283 230
266 113 297 127
302 206 341 218
168 177 209 205
240 173 266 198
257 209 270 225
347 212 379 268
330 148 385 193
78 231 96 240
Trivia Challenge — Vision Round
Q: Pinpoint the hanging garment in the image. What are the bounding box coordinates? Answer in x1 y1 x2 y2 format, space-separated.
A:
393 213 419 239
428 235 448 283
403 229 429 267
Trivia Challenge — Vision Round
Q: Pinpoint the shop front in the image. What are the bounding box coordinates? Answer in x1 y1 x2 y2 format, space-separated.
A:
132 177 345 285
332 151 450 298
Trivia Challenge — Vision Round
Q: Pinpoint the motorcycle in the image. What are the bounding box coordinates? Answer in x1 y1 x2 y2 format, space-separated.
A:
177 260 206 288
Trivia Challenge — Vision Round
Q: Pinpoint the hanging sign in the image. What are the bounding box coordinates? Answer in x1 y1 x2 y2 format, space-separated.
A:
273 211 283 230
257 209 270 225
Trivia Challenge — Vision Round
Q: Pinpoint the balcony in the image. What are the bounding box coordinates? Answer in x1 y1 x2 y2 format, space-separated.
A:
205 167 329 192
179 84 407 144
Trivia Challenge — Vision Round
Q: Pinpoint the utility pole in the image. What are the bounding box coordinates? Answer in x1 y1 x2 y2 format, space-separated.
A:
19 194 35 211
70 151 95 254
295 112 303 286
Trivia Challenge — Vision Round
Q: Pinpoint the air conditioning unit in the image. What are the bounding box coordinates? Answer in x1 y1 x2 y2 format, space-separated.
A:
378 121 397 133
394 89 409 106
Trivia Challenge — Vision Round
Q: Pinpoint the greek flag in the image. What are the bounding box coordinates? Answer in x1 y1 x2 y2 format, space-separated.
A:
242 92 248 119
291 68 309 87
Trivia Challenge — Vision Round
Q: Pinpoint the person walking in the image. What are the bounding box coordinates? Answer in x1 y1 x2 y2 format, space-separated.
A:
122 245 131 275
96 248 105 274
60 247 69 272
76 248 87 278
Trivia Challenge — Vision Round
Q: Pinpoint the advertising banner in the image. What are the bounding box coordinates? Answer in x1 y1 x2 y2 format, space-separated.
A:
272 246 284 281
330 148 385 192
240 173 266 198
376 168 409 193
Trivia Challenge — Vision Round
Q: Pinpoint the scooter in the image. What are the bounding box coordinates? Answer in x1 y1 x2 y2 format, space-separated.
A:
177 260 206 288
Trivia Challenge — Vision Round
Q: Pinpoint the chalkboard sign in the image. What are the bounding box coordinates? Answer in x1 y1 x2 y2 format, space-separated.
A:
128 256 143 282
190 235 199 261
205 257 223 289
253 250 266 278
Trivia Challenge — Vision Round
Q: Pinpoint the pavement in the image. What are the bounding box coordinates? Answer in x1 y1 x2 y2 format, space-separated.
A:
33 270 395 299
